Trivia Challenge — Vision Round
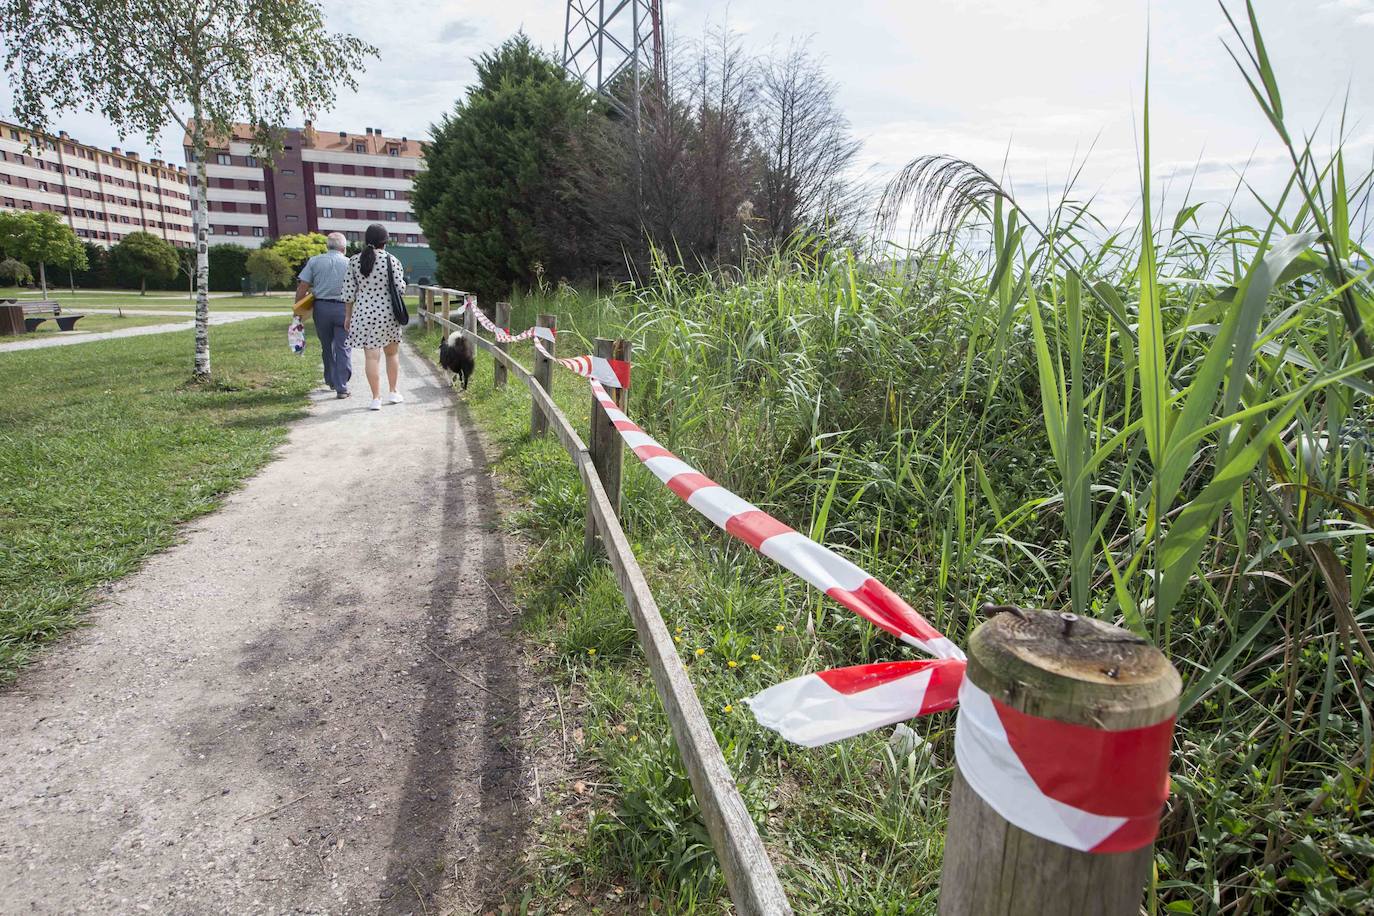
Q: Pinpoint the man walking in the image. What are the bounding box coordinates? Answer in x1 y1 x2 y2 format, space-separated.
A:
297 232 353 398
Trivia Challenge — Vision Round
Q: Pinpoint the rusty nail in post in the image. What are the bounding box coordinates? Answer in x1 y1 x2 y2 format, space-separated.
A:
981 603 1028 621
1060 612 1078 637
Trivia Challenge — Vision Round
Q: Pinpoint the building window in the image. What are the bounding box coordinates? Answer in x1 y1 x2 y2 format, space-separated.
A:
216 153 232 165
246 156 259 167
321 207 333 218
280 168 294 176
388 147 399 157
225 227 240 235
384 189 396 200
285 214 298 221
283 192 297 199
385 211 397 221
317 185 331 195
407 234 418 243
342 188 356 197
365 189 376 199
252 227 264 237
354 142 366 154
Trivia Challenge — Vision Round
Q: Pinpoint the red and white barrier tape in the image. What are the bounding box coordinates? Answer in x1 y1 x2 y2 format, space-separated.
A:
953 678 1173 852
463 296 551 343
538 339 631 389
589 381 954 654
445 305 1174 854
584 379 1171 854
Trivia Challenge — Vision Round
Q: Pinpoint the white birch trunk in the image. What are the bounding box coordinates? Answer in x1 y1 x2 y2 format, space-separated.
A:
192 125 211 379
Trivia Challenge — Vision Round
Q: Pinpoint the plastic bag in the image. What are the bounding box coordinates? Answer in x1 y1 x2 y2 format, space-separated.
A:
288 316 306 355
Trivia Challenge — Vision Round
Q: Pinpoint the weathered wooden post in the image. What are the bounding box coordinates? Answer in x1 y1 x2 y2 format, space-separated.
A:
465 295 477 334
938 607 1180 916
585 337 630 553
423 287 435 332
530 313 556 437
441 289 451 328
493 301 511 389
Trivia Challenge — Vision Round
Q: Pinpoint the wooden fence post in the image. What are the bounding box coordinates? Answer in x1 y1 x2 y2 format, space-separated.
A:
465 295 477 334
937 607 1180 916
424 288 435 331
585 337 631 553
530 313 556 437
493 301 510 389
441 289 451 327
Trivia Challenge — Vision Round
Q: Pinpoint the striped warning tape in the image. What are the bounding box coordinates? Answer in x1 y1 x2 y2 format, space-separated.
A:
537 338 631 389
463 297 552 343
583 379 1172 854
589 381 953 655
446 305 1174 855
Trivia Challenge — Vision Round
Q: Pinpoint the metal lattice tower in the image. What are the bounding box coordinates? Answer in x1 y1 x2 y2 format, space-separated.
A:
563 0 665 113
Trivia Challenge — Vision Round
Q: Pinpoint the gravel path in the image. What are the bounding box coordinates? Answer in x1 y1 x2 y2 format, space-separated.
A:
0 339 543 914
0 312 286 353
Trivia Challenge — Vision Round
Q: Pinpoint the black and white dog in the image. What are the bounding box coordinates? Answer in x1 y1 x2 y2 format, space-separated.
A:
438 329 475 390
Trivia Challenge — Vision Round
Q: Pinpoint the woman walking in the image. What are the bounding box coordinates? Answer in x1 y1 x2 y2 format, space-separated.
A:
342 224 407 411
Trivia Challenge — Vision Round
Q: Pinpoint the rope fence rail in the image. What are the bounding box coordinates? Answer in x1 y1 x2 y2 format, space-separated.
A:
412 288 1182 916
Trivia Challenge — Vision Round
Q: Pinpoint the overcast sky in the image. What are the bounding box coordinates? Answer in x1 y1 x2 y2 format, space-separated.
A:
4 1 1372 233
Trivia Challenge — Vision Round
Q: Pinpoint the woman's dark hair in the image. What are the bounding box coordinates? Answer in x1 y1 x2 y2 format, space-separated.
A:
359 223 389 277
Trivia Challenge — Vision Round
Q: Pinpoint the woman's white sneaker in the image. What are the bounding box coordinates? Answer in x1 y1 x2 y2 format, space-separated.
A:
368 398 382 411
386 391 404 404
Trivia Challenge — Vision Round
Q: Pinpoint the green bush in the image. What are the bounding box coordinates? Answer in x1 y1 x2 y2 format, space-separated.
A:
208 243 250 292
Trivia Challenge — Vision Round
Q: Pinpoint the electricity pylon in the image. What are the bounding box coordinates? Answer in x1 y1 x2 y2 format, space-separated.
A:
562 0 665 115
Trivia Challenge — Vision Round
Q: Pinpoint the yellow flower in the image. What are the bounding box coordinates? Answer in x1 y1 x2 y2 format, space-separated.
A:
727 660 738 669
723 704 734 713
694 648 705 657
674 635 682 644
629 735 639 743
750 654 761 662
675 627 683 635
587 648 597 656
774 624 785 632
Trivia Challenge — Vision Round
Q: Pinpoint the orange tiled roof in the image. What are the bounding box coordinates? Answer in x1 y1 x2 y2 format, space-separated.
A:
185 122 422 158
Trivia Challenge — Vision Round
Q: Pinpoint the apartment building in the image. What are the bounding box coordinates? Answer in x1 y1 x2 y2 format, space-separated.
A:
0 121 194 247
187 122 427 249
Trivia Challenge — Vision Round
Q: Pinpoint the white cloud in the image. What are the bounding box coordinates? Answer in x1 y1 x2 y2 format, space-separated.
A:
0 0 1368 235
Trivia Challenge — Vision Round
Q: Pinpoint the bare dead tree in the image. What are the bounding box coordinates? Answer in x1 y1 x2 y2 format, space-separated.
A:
753 41 865 248
568 27 866 277
686 26 756 265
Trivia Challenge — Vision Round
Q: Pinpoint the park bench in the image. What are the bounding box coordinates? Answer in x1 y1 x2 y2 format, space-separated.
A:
15 301 84 332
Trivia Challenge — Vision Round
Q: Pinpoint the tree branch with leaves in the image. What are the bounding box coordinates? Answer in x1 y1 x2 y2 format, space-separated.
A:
0 0 375 378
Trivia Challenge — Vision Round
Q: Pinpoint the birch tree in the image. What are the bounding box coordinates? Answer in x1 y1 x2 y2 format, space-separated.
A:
0 0 374 379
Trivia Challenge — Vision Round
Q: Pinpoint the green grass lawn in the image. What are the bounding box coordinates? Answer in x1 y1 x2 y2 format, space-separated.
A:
2 288 295 311
25 314 184 334
0 318 319 679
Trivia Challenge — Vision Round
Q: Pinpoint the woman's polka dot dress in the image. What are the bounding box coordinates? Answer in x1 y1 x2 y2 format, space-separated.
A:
341 249 405 350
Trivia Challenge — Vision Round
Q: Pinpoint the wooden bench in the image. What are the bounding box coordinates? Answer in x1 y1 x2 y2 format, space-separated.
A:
18 301 84 332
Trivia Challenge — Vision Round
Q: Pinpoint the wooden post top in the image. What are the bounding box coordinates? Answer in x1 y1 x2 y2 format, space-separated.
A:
968 606 1181 730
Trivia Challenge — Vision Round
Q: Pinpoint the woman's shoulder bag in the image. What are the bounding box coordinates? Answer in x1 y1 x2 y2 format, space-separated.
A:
385 253 410 326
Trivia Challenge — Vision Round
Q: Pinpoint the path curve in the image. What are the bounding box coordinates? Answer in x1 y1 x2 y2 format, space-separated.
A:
0 338 539 914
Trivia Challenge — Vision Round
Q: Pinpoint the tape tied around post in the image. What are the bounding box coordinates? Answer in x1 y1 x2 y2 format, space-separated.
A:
452 305 1176 857
537 339 630 389
954 677 1175 853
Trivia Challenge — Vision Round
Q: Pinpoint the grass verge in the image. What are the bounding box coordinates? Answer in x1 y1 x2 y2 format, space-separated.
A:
414 322 947 915
24 314 186 335
0 317 319 679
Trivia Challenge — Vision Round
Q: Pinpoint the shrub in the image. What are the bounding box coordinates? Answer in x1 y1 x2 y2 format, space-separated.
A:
207 243 250 292
244 247 292 290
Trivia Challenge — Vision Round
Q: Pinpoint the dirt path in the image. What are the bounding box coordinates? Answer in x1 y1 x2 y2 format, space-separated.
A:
0 339 543 914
